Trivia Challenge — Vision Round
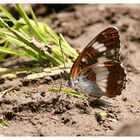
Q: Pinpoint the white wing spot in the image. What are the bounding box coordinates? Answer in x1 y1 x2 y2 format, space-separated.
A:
99 86 106 93
96 70 109 76
97 82 107 88
94 43 104 50
97 81 107 93
81 58 87 63
117 80 122 85
98 56 109 63
96 74 109 81
110 49 115 54
91 63 109 93
100 79 108 83
98 46 107 52
96 70 109 83
92 64 107 72
92 42 106 52
92 42 99 48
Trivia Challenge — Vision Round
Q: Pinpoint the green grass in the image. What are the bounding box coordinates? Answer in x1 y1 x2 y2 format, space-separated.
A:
0 4 78 66
0 4 81 98
0 118 10 128
49 87 89 99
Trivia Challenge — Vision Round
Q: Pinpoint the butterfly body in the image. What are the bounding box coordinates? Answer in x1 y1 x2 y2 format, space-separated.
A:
70 76 104 98
69 27 127 98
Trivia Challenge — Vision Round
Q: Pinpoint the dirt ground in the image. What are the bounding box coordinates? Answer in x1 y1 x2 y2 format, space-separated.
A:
0 4 140 136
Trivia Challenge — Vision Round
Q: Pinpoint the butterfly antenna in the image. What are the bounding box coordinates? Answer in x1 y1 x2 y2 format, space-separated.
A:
58 35 66 92
59 35 66 69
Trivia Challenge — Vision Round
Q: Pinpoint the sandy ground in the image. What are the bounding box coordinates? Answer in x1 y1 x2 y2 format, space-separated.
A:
0 4 140 136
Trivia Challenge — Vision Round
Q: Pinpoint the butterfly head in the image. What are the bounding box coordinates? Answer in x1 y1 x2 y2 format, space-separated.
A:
68 77 80 92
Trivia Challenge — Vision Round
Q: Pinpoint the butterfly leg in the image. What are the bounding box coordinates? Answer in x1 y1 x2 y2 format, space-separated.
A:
58 78 69 93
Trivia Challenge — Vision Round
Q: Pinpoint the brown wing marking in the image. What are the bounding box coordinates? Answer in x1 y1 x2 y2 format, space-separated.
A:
104 61 127 97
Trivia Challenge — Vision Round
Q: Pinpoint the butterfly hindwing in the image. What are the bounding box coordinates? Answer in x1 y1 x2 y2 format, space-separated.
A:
103 61 127 97
79 61 127 97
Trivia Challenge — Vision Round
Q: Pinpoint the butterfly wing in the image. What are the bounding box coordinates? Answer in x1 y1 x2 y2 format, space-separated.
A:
79 61 127 97
70 26 127 97
70 26 120 79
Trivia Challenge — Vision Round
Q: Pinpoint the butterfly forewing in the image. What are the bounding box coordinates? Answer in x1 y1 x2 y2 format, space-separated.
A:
70 26 127 97
70 27 121 80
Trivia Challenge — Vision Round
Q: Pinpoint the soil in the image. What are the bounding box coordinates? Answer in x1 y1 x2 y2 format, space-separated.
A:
0 4 140 136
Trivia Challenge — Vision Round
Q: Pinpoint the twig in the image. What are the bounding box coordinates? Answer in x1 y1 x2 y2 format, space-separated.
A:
0 87 15 98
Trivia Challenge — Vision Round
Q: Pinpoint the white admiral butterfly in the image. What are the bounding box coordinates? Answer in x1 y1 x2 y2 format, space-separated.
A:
69 27 127 98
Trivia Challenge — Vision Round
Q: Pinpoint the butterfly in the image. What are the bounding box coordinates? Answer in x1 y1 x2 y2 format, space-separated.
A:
69 26 127 98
